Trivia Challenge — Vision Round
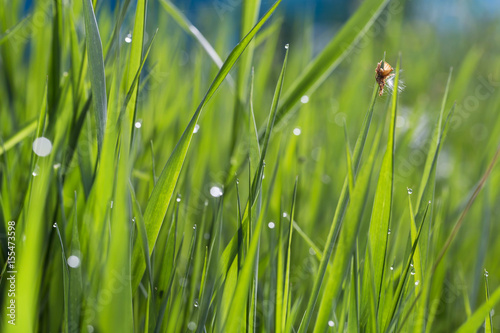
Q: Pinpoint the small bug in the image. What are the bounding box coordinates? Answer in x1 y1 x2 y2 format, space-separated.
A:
375 60 394 96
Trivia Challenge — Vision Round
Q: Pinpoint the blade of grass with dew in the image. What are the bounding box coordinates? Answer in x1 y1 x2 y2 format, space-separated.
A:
270 0 391 131
124 0 147 137
97 109 134 332
129 181 155 317
455 285 500 333
282 178 298 331
412 68 453 273
9 90 54 333
131 0 282 291
484 272 493 333
310 122 382 333
412 103 457 333
224 191 269 332
68 192 83 333
196 198 224 333
364 55 401 313
81 0 107 154
384 203 430 332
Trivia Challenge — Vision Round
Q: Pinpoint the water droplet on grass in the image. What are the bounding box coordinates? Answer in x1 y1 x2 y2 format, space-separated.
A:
194 300 199 307
390 265 394 271
293 128 301 136
67 255 81 268
193 124 200 133
134 121 142 128
284 44 289 49
33 137 53 157
300 95 309 104
125 33 132 43
328 320 335 327
210 186 223 198
187 322 197 331
407 187 413 194
415 280 420 286
268 222 275 229
388 229 391 235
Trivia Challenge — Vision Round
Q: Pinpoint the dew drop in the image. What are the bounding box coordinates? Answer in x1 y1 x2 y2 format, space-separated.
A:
134 121 142 129
236 178 240 185
407 187 413 194
33 137 53 157
67 255 81 268
32 165 40 177
210 186 223 198
284 44 289 49
187 322 197 331
300 95 309 104
485 269 489 277
268 222 275 229
193 300 199 307
328 320 335 327
110 201 114 208
390 265 394 271
410 263 414 267
193 224 197 230
125 33 132 43
415 280 420 286
411 271 415 276
176 197 181 203
53 163 61 170
388 229 391 235
293 128 301 136
53 222 57 228
283 212 288 218
193 124 200 133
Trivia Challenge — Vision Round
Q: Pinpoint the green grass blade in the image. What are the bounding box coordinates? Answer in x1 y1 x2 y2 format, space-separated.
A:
131 0 282 290
282 178 298 330
0 120 37 156
82 0 107 154
365 54 401 309
159 0 234 87
271 0 390 128
456 284 500 333
310 123 382 333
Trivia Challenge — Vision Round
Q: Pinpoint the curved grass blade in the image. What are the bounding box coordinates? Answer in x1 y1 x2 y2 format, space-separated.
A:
131 0 282 290
271 0 391 129
456 285 500 333
159 0 234 88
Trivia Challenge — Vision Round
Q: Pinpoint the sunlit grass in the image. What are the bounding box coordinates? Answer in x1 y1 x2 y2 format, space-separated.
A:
0 0 500 332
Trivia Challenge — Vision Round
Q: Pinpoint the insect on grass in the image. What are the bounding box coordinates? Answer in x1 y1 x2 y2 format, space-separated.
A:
375 60 404 96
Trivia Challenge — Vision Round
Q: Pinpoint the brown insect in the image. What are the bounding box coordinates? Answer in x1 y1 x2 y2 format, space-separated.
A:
375 61 394 96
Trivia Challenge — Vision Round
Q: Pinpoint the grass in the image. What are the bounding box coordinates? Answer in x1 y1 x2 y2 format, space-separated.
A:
1 0 500 332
